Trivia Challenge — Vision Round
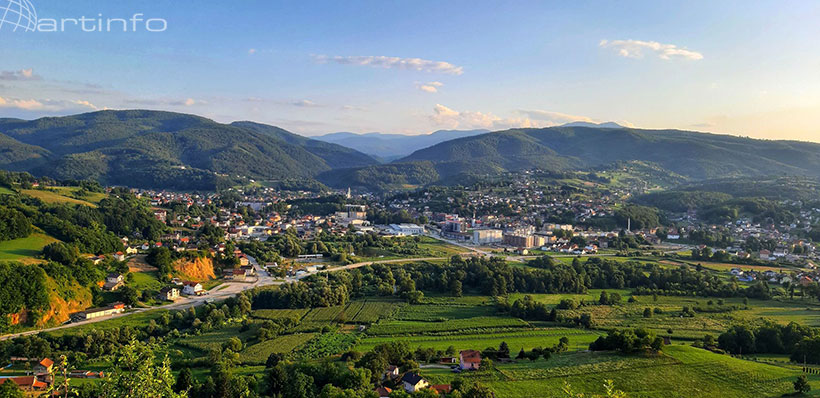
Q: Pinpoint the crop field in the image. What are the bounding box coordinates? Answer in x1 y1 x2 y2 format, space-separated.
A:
295 332 360 359
178 325 258 352
394 303 497 321
508 289 633 306
420 345 816 398
354 328 602 352
347 299 401 323
251 308 309 323
239 333 316 364
367 316 530 335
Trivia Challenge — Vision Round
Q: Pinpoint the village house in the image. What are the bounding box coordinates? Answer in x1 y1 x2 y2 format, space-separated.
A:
382 365 400 380
113 251 126 261
374 386 392 398
182 281 204 296
0 376 48 392
103 273 124 291
33 358 53 374
459 350 482 370
431 384 453 395
157 287 180 301
69 370 104 379
401 373 429 393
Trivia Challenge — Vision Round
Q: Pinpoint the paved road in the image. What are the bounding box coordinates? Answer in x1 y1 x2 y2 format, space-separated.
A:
0 251 459 340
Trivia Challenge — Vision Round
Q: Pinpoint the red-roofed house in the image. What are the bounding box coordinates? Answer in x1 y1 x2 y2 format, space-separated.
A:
459 350 481 370
34 358 54 374
431 384 452 395
374 386 392 398
0 376 48 391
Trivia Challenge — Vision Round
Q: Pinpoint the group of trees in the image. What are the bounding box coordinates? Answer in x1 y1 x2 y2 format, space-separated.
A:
589 328 664 353
716 322 820 364
0 206 31 242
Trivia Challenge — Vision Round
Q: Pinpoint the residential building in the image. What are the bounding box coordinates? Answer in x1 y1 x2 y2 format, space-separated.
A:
103 273 124 291
33 358 53 374
0 376 48 392
182 281 204 295
472 229 503 244
460 350 481 370
157 287 180 301
401 373 429 393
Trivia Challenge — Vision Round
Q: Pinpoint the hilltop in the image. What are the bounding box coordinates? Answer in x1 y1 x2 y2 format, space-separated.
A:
318 125 820 190
0 110 378 190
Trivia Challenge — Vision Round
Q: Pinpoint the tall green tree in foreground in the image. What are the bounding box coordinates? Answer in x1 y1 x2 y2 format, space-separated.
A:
100 340 186 398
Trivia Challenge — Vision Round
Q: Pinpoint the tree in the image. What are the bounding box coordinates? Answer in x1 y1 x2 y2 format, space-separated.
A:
463 382 494 398
643 308 652 318
119 285 140 306
100 340 186 398
794 375 811 394
516 348 526 359
174 367 195 394
0 379 24 398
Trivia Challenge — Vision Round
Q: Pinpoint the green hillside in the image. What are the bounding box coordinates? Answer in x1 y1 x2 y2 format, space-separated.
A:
399 126 820 180
0 110 378 190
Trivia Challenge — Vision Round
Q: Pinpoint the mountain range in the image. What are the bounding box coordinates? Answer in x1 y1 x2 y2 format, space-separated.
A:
3 110 820 192
320 125 820 190
0 110 378 190
314 129 490 161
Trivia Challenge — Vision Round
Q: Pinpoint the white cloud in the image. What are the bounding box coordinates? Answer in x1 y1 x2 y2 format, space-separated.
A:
292 99 320 107
599 39 703 60
0 96 98 111
314 55 464 75
0 68 42 81
417 81 443 93
430 104 542 130
248 48 257 55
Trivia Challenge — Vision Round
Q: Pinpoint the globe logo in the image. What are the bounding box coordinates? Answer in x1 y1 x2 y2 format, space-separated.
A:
0 0 37 32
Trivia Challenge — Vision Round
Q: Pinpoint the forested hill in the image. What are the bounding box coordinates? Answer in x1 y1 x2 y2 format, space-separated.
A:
398 126 820 180
0 110 378 190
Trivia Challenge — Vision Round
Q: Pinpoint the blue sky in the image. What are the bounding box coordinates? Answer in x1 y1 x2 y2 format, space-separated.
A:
2 0 820 141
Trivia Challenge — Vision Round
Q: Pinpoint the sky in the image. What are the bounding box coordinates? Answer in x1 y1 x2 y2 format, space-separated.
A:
2 0 820 141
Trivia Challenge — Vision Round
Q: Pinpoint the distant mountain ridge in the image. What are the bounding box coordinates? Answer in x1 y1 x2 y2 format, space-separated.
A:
318 125 820 190
398 126 820 179
314 129 490 160
0 110 378 190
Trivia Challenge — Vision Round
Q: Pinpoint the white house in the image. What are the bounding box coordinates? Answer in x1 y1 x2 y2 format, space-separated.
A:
182 281 203 296
401 373 428 393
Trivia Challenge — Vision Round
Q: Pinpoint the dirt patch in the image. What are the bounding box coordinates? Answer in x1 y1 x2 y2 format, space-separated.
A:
128 254 158 272
174 256 216 282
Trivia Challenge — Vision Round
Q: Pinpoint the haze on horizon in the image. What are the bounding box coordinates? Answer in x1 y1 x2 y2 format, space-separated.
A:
2 1 820 142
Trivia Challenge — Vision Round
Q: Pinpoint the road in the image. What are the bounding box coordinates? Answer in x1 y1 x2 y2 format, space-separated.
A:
2 235 679 340
0 252 458 340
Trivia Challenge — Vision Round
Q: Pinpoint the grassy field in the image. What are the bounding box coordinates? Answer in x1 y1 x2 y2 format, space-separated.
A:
354 328 602 352
129 271 164 291
0 232 58 261
178 325 258 352
367 316 530 335
45 309 168 337
420 345 817 398
20 188 100 207
239 333 315 364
